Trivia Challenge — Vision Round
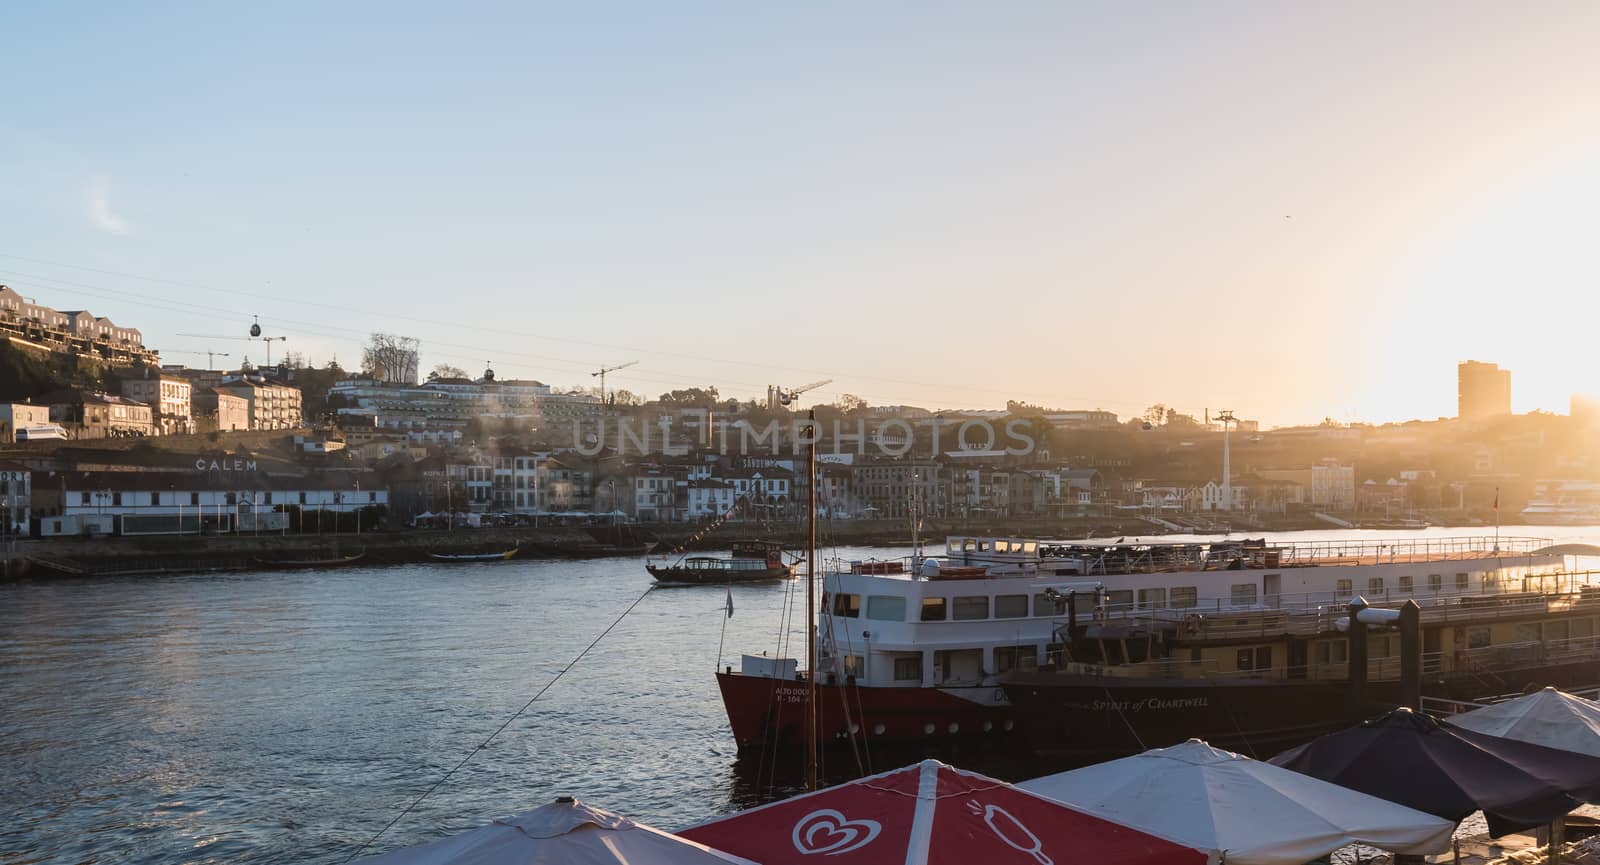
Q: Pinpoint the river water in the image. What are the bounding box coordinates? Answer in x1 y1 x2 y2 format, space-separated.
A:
4 527 1599 864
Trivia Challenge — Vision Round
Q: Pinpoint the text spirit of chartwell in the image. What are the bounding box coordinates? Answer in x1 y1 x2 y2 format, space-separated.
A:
194 458 259 472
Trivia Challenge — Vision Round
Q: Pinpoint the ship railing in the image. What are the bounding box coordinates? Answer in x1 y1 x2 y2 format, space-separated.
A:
1105 571 1600 638
830 536 1553 581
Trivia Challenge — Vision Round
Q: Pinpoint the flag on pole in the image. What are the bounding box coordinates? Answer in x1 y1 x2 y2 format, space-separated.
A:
725 587 734 619
1493 488 1500 511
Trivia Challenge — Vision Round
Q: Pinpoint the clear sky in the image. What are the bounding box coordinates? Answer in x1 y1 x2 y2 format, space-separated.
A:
3 2 1598 426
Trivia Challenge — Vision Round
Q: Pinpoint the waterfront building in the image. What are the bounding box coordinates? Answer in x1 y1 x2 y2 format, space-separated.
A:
852 460 946 518
33 469 387 536
0 285 158 365
685 478 736 518
1459 360 1512 420
0 402 51 442
1258 460 1357 512
120 371 194 435
0 460 28 535
44 390 156 439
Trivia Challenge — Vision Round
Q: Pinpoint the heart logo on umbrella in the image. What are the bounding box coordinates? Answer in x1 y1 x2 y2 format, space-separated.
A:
792 809 882 856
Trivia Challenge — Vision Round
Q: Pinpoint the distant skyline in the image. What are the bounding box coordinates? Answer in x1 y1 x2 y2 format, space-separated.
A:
3 3 1599 426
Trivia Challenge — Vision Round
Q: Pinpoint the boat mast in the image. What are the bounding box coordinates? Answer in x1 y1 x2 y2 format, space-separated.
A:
806 409 819 791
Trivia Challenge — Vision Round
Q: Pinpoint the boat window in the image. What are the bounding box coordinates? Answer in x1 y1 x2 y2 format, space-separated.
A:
1428 574 1443 592
994 645 1035 674
1023 542 1037 554
866 595 907 622
1398 576 1413 594
963 539 976 552
1230 584 1258 607
831 593 861 618
1104 590 1134 613
1483 573 1498 590
994 594 1029 619
953 596 989 620
978 541 991 553
1336 578 1352 598
893 654 922 681
842 655 864 678
1170 587 1197 609
1033 593 1066 617
1236 646 1272 671
994 540 1010 553
1547 620 1570 643
1137 588 1166 608
1467 627 1491 649
920 598 948 621
1575 618 1596 640
947 540 960 554
1516 622 1541 644
1369 635 1395 657
1367 577 1384 595
1313 639 1348 665
1456 573 1469 591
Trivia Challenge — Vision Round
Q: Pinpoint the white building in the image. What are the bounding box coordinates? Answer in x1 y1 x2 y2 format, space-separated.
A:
685 479 735 518
220 376 304 430
39 469 386 535
328 374 600 439
1311 461 1357 512
0 402 51 442
122 373 195 435
0 461 29 535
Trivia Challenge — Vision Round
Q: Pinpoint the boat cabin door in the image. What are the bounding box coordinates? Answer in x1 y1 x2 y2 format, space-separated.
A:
1263 573 1281 609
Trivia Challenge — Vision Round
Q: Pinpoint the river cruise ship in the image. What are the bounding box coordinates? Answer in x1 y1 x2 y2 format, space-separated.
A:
715 534 1579 761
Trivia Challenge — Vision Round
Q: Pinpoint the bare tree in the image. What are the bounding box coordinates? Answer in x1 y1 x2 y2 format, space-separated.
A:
363 333 420 385
429 363 469 381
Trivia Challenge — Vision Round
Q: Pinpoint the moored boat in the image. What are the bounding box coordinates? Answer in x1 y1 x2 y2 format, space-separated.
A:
253 552 367 569
429 547 519 562
714 534 1580 762
649 541 792 584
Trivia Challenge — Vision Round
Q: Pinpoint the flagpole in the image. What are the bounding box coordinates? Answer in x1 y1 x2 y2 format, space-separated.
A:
716 585 732 672
806 409 819 792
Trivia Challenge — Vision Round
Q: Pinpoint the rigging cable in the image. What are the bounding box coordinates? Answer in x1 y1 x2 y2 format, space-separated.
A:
342 583 658 863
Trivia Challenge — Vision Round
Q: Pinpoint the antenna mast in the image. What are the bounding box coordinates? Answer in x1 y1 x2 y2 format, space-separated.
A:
1216 409 1235 511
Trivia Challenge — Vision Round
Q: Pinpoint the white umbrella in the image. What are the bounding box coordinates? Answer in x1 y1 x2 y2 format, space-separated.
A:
1017 739 1454 865
355 797 760 865
1449 687 1600 757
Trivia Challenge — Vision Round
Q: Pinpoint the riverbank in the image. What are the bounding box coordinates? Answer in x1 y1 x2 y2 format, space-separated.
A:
2 510 1543 579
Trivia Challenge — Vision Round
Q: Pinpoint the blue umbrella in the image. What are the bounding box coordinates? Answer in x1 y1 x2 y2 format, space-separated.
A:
1271 708 1600 837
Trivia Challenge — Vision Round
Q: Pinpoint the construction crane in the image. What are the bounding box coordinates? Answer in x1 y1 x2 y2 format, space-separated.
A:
591 360 638 406
769 379 833 410
164 349 232 370
176 315 287 365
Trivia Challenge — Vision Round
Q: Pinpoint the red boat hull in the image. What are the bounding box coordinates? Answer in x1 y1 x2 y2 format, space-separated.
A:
715 672 1017 752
